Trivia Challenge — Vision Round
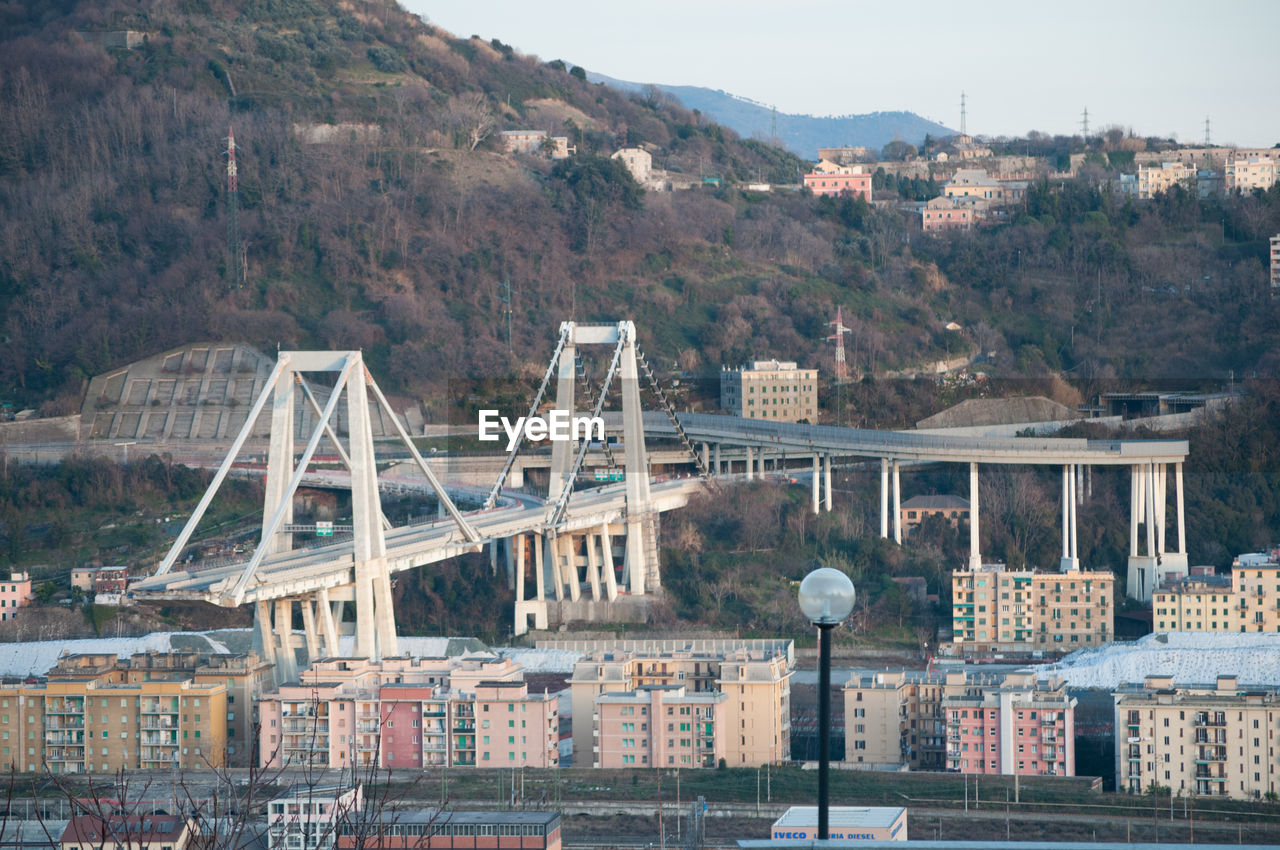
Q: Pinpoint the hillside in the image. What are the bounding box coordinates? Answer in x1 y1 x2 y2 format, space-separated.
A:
0 0 1278 427
590 72 954 159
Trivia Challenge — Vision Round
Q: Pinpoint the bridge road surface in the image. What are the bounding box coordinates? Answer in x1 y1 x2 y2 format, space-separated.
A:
131 478 702 607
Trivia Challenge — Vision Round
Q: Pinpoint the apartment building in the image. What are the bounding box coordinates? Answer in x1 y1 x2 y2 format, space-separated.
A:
0 652 232 774
844 670 946 770
1225 156 1278 193
943 671 1074 776
921 196 974 232
802 164 871 201
0 572 32 620
258 655 558 770
952 565 1113 652
720 360 818 423
1271 234 1280 296
594 684 727 768
943 169 1026 205
1114 674 1280 799
568 641 792 766
1136 162 1196 199
900 495 969 533
1153 571 1235 632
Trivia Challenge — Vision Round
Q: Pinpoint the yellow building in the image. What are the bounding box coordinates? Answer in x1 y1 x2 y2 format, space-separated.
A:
844 670 946 770
720 360 818 422
1115 674 1280 799
1153 574 1235 632
1232 561 1280 632
1225 156 1278 193
1137 162 1196 199
567 640 792 767
952 565 1113 652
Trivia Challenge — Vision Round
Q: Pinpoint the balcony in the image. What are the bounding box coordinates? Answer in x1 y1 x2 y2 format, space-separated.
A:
140 718 176 730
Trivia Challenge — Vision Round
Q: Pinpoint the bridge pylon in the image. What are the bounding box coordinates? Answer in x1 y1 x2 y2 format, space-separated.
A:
149 350 481 678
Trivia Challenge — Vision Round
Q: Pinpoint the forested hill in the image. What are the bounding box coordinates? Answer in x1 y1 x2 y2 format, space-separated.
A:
1 0 1279 423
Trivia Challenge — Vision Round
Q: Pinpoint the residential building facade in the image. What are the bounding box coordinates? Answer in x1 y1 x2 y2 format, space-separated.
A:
0 572 32 620
0 652 234 774
568 641 792 767
258 655 558 770
802 167 871 201
900 495 969 533
1136 162 1196 199
720 360 818 423
1225 156 1278 193
594 684 727 768
921 195 973 232
844 669 1074 776
1114 674 1280 799
943 671 1074 776
952 564 1113 652
1271 234 1280 296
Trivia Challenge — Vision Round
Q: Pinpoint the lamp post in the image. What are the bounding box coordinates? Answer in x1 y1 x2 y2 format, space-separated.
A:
798 566 855 840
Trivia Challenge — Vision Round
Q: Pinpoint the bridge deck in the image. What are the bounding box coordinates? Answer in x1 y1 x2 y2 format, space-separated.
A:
627 412 1188 465
131 478 701 605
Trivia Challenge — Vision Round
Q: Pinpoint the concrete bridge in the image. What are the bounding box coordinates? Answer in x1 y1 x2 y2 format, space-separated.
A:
130 321 1190 683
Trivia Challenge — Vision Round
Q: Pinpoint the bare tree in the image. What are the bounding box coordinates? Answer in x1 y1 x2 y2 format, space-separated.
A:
446 93 494 152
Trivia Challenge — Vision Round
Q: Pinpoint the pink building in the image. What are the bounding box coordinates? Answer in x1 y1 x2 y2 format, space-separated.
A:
259 656 557 770
0 572 32 621
943 671 1074 776
922 196 974 232
803 170 872 201
594 684 728 769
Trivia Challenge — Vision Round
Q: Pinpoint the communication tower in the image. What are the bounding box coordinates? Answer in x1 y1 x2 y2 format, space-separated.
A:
224 126 244 288
826 306 851 384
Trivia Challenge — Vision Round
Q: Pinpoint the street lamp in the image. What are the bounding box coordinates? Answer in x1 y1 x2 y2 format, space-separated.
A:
798 567 855 840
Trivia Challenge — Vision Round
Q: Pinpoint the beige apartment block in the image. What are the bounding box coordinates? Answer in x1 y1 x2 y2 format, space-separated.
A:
1137 162 1196 199
1232 562 1280 632
1225 156 1278 193
569 642 791 766
720 360 818 422
44 677 226 774
1115 675 1280 799
844 670 945 769
0 682 46 772
952 565 1113 653
1153 574 1236 632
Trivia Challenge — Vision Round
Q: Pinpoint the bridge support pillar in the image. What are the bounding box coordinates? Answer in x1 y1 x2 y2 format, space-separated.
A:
892 460 902 544
274 598 298 683
713 444 721 476
317 586 339 657
1060 464 1079 571
968 462 982 569
254 600 279 684
811 455 820 515
823 455 833 512
585 531 602 600
564 535 582 602
600 524 619 601
504 536 517 590
701 443 710 476
301 598 320 665
880 458 889 538
534 534 547 601
512 533 549 637
745 447 754 481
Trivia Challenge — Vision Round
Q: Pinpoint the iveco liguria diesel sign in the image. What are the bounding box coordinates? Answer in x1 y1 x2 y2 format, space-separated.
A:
478 409 605 452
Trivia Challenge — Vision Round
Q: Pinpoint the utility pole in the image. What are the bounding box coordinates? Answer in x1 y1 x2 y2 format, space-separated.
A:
960 91 967 136
1204 115 1211 147
1080 107 1090 138
499 277 514 353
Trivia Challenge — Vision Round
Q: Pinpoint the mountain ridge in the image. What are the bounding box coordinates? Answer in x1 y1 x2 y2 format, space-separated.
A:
588 72 954 160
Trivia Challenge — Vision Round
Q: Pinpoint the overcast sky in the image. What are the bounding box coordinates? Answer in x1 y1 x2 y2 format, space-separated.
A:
401 0 1278 148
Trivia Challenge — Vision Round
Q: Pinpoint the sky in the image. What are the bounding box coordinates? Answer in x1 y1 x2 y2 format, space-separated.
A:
401 0 1278 148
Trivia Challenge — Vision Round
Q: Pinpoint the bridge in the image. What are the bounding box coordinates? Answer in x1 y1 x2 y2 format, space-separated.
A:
131 321 1189 684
